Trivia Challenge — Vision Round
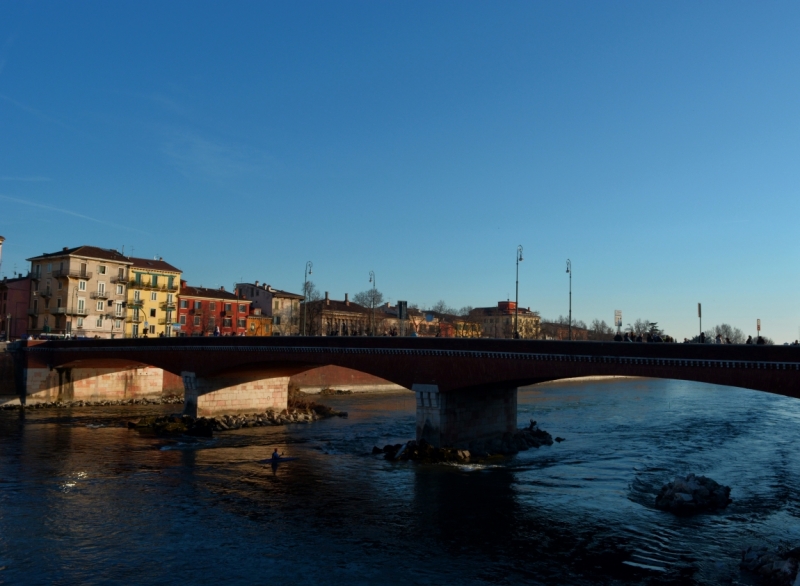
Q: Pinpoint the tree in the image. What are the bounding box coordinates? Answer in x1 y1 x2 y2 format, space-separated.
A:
589 319 614 340
705 323 746 344
353 289 384 308
431 300 455 315
457 306 473 317
299 281 323 335
627 319 651 336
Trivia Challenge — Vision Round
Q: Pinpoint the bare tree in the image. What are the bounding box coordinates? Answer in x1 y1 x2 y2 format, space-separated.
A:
431 300 455 315
302 280 322 302
457 306 473 317
589 319 614 340
627 319 651 336
353 289 384 308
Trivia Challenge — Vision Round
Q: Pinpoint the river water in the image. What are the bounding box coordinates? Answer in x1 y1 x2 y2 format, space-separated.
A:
1 377 799 585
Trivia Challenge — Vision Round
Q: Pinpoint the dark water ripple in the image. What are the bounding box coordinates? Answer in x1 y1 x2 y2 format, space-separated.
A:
1 378 799 585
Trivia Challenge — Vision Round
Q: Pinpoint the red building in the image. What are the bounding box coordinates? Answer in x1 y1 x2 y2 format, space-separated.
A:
176 282 251 337
1 275 32 340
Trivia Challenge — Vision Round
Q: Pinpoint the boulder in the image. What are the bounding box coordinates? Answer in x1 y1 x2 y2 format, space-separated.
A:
655 473 731 514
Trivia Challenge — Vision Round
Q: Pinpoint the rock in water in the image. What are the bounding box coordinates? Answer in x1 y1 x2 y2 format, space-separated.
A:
655 473 731 514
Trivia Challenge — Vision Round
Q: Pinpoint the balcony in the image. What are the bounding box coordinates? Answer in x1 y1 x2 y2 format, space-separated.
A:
110 275 126 284
127 298 145 307
157 318 169 325
27 309 38 317
39 290 53 298
74 308 88 316
53 307 67 315
90 291 109 300
126 315 143 323
52 269 92 279
160 302 177 311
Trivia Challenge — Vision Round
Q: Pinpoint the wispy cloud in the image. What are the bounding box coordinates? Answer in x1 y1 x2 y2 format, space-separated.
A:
0 194 151 234
0 176 52 182
0 93 73 130
160 129 278 181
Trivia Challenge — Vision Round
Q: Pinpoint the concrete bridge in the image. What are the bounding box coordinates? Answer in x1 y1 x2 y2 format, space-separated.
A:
9 337 800 448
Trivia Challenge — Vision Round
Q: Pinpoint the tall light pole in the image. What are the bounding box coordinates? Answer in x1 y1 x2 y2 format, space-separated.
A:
566 259 572 341
303 261 312 336
369 270 376 336
515 245 523 338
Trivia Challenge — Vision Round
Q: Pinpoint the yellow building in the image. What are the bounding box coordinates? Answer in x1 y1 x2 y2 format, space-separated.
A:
125 257 181 338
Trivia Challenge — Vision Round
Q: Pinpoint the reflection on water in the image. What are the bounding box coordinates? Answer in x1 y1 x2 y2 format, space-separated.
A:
1 379 799 585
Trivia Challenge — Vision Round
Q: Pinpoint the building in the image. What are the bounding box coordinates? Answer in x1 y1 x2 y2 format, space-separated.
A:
540 322 590 341
26 246 132 338
236 281 304 336
245 307 273 337
302 292 377 336
176 282 251 336
125 257 182 338
0 275 32 340
469 301 541 339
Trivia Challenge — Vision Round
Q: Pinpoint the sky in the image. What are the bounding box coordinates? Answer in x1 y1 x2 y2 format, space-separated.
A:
1 2 799 341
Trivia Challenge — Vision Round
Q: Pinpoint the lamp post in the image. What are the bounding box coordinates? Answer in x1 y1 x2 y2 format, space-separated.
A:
566 259 572 341
369 270 376 336
303 261 312 336
515 245 523 338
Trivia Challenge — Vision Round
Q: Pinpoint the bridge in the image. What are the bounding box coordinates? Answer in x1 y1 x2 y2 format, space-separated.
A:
9 337 800 448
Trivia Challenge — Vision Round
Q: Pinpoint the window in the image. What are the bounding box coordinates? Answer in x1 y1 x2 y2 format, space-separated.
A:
79 280 87 291
57 280 63 290
151 275 158 288
115 320 122 329
98 282 105 295
57 298 63 308
98 265 106 275
116 284 124 295
150 292 157 301
180 300 188 308
237 319 246 328
225 303 231 312
96 301 104 311
118 267 125 280
223 318 232 328
239 304 246 313
47 263 52 273
274 315 281 325
132 324 138 337
150 309 156 318
77 317 84 328
194 301 201 310
274 300 279 311
77 298 85 313
179 315 186 325
208 317 216 327
96 317 103 327
167 293 173 303
134 290 141 301
33 299 38 314
209 302 216 311
149 325 155 334
115 304 124 317
194 316 200 326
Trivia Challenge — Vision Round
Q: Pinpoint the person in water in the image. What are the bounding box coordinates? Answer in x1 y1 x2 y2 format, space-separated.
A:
271 448 281 461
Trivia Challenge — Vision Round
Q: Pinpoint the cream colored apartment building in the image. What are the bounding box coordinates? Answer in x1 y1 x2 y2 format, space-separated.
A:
27 246 132 338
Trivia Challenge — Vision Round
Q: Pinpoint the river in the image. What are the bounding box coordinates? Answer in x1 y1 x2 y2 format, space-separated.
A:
1 377 799 585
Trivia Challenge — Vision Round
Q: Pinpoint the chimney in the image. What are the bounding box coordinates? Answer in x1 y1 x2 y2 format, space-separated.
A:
180 279 187 288
325 291 329 305
220 286 225 291
62 246 68 251
255 280 259 287
159 257 163 261
345 293 349 306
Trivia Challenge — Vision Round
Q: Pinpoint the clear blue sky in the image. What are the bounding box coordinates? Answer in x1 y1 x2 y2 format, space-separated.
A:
1 2 799 341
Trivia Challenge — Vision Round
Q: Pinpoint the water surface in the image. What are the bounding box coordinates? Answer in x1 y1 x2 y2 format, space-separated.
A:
1 378 799 585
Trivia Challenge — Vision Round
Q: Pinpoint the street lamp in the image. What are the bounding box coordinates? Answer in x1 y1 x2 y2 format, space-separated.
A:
566 259 572 341
515 245 523 338
303 261 312 336
369 270 376 336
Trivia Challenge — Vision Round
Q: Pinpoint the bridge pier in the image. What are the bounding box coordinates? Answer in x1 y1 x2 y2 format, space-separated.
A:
181 372 289 418
414 384 517 449
18 365 171 405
